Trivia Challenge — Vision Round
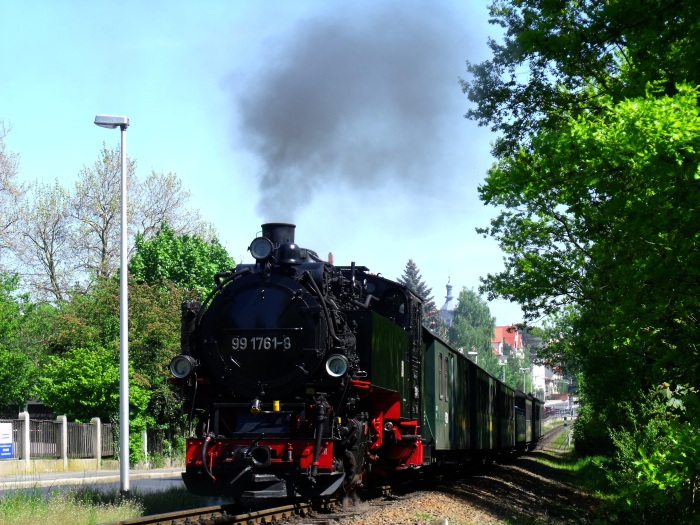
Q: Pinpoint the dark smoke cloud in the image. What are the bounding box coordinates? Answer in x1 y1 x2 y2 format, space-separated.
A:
234 2 471 220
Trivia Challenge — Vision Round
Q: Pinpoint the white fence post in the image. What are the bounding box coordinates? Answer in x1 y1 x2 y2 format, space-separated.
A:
91 417 101 470
143 429 148 466
56 415 68 469
18 411 30 468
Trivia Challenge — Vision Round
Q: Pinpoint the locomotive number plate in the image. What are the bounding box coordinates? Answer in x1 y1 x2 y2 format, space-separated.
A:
228 330 298 351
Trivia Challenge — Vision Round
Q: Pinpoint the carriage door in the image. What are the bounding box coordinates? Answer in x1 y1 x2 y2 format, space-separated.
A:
449 354 455 443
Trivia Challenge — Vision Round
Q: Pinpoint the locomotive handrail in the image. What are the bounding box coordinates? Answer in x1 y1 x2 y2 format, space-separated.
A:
301 270 343 345
349 294 379 309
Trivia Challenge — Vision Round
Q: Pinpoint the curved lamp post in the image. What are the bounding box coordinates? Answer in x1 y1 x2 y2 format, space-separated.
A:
94 114 130 493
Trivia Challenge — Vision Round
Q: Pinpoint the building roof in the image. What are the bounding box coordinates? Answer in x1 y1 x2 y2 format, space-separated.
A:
492 325 523 350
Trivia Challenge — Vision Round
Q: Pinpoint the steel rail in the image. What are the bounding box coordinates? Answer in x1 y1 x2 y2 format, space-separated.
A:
101 501 311 525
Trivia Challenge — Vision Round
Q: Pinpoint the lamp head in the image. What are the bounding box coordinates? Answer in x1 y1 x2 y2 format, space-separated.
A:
94 114 129 129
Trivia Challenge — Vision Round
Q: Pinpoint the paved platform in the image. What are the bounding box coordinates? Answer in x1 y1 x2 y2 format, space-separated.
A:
0 467 183 490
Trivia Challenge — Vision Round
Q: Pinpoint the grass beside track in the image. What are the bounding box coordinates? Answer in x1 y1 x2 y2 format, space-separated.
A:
0 488 140 525
541 421 614 498
0 485 212 525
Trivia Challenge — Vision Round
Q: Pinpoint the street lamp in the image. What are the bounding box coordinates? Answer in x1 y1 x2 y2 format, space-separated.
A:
499 360 506 382
467 351 478 365
94 114 130 493
519 367 530 393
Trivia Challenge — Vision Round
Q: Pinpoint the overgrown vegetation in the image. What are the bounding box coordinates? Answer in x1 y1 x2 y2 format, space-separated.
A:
0 489 142 525
464 0 700 520
0 484 225 525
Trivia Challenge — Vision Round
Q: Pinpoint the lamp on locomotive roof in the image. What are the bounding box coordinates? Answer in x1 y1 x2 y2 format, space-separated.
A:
94 114 130 493
467 350 478 365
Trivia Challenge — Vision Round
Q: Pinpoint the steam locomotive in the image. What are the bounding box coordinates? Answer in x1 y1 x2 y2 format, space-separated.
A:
169 223 543 503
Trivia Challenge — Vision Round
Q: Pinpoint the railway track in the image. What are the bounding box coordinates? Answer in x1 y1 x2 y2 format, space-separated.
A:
102 501 312 525
101 486 392 525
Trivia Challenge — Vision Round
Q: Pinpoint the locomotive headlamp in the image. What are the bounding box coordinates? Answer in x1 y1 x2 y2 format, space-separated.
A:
249 237 274 261
169 355 197 379
325 354 349 377
250 398 262 415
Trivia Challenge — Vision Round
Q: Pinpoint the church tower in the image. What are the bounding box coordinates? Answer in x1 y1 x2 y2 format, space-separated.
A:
438 277 457 327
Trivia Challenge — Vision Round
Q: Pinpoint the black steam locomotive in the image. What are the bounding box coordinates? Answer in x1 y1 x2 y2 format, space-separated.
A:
169 223 543 503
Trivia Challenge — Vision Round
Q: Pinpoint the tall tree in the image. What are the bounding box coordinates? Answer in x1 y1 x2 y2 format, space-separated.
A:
0 120 23 263
448 288 498 376
72 142 136 280
12 180 76 301
131 170 214 242
72 143 216 282
397 259 446 335
465 1 700 517
7 143 214 300
465 0 700 391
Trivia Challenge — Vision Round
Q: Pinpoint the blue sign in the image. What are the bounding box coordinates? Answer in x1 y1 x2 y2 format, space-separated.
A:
0 444 13 459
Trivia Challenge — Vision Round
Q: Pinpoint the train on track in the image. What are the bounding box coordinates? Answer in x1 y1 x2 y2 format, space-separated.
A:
169 223 543 504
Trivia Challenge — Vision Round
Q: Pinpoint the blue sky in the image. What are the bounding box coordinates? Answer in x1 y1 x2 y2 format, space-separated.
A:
0 0 524 325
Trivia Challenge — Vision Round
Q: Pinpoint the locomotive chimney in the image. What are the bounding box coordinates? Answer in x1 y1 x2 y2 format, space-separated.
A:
261 223 296 245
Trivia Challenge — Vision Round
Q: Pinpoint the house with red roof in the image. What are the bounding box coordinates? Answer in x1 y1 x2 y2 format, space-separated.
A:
491 325 524 357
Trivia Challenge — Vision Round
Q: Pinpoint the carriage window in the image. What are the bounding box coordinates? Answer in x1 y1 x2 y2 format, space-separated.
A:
445 356 450 404
438 353 443 400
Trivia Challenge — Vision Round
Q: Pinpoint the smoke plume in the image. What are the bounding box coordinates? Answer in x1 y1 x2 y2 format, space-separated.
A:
234 2 471 220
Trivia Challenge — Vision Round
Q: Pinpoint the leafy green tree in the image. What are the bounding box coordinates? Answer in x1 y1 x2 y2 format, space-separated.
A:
45 276 184 460
448 288 499 377
397 259 446 336
39 345 120 421
50 275 182 390
0 273 52 413
478 87 700 403
129 222 234 294
39 344 153 464
465 0 700 518
462 0 700 157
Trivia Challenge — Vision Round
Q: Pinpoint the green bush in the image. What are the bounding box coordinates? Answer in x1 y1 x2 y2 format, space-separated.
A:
607 385 699 523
